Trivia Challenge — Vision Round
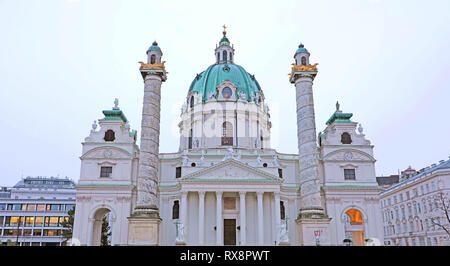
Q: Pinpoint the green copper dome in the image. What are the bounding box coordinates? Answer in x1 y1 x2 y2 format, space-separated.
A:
188 63 262 102
295 43 309 55
147 41 161 52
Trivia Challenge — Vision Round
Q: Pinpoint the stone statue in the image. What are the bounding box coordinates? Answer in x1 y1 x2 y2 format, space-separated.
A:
194 138 199 148
208 90 217 100
272 154 279 167
176 222 185 243
113 98 119 110
182 150 189 166
236 150 242 160
336 101 341 112
257 155 262 166
238 90 246 101
125 121 130 131
278 220 289 243
91 120 97 131
199 150 205 165
358 123 363 134
223 147 234 161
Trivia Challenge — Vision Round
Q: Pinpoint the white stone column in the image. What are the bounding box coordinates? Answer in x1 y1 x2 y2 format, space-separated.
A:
216 191 223 245
239 191 247 245
257 191 264 245
181 191 188 227
198 191 205 245
274 192 281 244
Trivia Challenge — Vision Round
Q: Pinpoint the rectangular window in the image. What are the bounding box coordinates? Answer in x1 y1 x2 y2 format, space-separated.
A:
426 184 430 193
24 216 34 227
0 204 6 211
27 204 36 211
421 186 424 195
400 194 403 202
33 229 42 236
394 196 397 204
44 217 59 227
344 169 356 180
406 191 410 200
100 166 113 178
43 229 60 236
175 167 181 178
3 229 16 236
23 229 32 236
278 168 283 178
35 217 43 227
7 204 13 210
36 204 45 211
9 216 22 226
65 204 75 211
12 204 23 211
46 204 60 211
0 216 3 226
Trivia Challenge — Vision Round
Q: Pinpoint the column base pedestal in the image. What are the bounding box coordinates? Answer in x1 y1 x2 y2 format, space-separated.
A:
296 207 331 246
127 209 161 246
278 241 290 246
176 240 186 245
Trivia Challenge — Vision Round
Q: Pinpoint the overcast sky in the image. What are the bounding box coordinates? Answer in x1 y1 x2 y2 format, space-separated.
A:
0 0 449 186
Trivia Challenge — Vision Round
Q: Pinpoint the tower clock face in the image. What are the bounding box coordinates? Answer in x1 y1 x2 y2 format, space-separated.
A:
222 87 232 99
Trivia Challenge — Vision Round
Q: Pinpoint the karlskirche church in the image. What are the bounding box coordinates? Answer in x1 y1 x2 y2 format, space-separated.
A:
73 27 383 246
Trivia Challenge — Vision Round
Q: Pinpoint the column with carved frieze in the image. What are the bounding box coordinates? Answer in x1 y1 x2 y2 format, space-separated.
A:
128 41 167 245
289 44 331 245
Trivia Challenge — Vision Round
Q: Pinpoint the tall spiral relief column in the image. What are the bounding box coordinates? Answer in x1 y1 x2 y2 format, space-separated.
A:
128 41 167 245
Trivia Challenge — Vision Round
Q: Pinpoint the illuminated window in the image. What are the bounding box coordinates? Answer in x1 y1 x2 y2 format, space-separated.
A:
44 217 59 227
34 217 43 227
33 229 42 236
36 204 45 211
25 217 34 227
27 204 36 211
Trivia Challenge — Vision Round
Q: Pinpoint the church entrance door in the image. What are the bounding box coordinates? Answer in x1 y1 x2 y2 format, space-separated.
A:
224 219 236 245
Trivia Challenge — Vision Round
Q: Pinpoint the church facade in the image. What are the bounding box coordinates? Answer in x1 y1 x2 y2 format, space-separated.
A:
72 28 383 246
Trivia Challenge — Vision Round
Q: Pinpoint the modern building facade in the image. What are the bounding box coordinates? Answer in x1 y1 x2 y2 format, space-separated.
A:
73 28 383 246
0 176 76 246
380 159 450 246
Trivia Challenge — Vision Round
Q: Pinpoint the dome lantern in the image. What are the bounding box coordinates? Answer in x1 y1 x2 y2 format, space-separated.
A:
215 25 235 64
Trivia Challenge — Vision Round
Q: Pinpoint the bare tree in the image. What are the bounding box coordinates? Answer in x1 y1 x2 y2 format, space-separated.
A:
430 191 450 237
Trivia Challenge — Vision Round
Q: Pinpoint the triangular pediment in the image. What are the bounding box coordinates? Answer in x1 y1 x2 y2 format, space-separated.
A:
182 159 281 182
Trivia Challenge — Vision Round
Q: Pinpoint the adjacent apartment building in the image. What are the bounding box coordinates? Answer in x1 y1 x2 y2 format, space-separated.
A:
0 176 76 246
380 158 450 246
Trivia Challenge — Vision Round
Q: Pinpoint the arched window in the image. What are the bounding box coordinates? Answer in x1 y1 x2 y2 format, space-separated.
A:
217 53 220 63
221 121 233 146
190 95 194 108
341 132 352 144
104 130 115 142
172 200 179 219
229 52 232 61
223 50 227 62
260 130 264 149
188 128 193 149
150 54 156 64
301 56 306 66
280 201 285 220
